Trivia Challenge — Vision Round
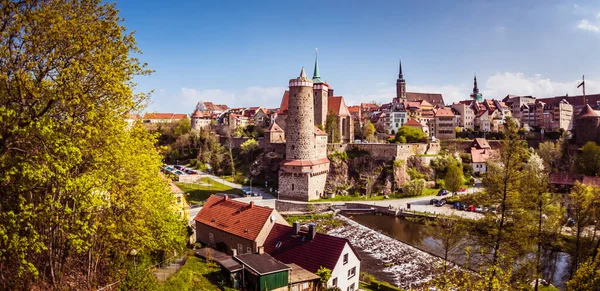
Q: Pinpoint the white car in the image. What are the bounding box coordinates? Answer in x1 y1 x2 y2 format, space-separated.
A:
475 205 483 212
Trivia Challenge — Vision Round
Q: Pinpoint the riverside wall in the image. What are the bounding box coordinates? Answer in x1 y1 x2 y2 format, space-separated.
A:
326 143 441 161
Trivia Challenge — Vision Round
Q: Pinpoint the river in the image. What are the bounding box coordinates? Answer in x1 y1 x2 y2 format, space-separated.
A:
346 214 572 290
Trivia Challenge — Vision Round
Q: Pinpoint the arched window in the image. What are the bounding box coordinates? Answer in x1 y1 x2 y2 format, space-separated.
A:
292 184 295 191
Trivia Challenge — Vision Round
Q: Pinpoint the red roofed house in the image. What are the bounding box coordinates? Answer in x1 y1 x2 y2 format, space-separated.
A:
264 222 361 291
471 147 496 174
195 195 288 256
191 110 213 130
432 107 456 140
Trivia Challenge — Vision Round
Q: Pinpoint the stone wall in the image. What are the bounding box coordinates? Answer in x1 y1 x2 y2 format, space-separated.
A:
326 143 439 161
275 200 332 213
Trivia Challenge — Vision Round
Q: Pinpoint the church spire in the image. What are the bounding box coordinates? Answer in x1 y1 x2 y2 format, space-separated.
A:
312 48 322 83
398 58 404 80
473 74 479 94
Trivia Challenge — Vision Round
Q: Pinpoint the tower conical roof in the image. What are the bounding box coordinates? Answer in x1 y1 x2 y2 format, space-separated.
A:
577 104 598 119
313 54 322 83
398 58 404 80
300 67 306 78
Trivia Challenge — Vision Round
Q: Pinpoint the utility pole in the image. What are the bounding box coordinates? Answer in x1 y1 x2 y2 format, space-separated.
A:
578 75 586 105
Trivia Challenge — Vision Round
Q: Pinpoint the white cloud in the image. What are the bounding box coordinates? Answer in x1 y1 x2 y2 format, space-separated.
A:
179 86 287 109
597 12 600 18
482 72 598 99
577 19 600 32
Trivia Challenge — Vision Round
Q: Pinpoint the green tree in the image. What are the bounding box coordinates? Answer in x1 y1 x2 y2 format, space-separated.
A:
362 120 376 141
403 178 426 196
567 183 596 275
422 216 466 290
575 142 600 176
325 109 340 143
173 118 191 138
444 162 464 194
240 138 261 164
567 250 600 291
394 126 426 143
0 1 186 288
537 141 561 171
316 266 332 288
481 117 530 290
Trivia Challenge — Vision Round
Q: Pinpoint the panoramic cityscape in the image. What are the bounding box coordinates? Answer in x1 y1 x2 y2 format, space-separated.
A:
1 1 600 291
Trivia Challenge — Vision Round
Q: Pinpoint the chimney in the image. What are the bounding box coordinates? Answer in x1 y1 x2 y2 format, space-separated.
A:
249 201 254 208
308 223 316 240
328 88 334 97
231 248 237 257
223 195 229 201
293 221 300 235
258 246 264 254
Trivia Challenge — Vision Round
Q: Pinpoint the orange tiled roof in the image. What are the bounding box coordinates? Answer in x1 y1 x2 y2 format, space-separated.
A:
404 118 422 126
348 105 360 113
471 147 493 163
328 96 350 116
194 195 275 241
435 108 455 117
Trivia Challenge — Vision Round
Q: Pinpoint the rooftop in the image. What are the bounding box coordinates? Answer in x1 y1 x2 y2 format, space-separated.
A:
235 253 291 275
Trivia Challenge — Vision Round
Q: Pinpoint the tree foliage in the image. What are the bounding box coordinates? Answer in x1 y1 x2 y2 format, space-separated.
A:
575 142 600 176
403 178 426 197
394 125 427 143
362 120 376 141
444 163 464 193
0 1 186 288
325 109 340 143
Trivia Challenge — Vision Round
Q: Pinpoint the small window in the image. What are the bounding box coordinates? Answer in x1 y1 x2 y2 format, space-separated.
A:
237 244 243 255
343 253 349 264
332 277 338 287
208 233 214 246
302 282 309 290
347 283 355 291
292 184 295 191
247 247 252 254
348 266 356 279
291 285 298 291
275 241 282 248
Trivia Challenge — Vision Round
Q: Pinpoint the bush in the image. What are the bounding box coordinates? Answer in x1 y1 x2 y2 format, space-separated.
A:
346 147 370 159
403 178 425 197
328 151 348 162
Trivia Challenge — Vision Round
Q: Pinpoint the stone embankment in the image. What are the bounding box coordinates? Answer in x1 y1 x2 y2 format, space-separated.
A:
328 215 443 290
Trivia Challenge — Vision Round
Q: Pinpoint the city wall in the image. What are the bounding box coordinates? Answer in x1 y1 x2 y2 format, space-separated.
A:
275 200 333 213
326 143 441 161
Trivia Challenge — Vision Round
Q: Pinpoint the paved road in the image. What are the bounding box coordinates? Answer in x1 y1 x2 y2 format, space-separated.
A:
197 172 276 199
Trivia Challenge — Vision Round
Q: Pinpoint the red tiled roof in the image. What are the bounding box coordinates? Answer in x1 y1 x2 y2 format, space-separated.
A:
361 103 379 111
435 108 455 117
266 122 284 132
538 94 600 107
192 110 212 118
406 92 445 107
471 147 493 163
328 96 350 117
280 91 290 113
172 114 188 119
550 173 600 187
576 104 598 118
194 195 275 241
404 118 422 127
264 224 360 273
348 106 360 113
281 158 330 167
314 126 328 136
473 138 491 149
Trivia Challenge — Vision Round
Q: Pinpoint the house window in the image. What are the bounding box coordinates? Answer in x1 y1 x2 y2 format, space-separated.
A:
332 277 338 287
208 233 214 246
291 285 298 291
292 184 295 191
237 244 243 255
343 253 348 264
302 282 309 290
347 283 355 291
247 247 252 254
348 266 356 279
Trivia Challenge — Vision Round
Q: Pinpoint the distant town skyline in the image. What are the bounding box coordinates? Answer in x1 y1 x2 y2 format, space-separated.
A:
117 0 600 113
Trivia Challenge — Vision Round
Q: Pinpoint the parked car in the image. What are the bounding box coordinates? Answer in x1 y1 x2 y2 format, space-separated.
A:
435 199 446 207
437 189 449 196
483 206 489 212
174 165 183 170
475 205 483 212
459 187 467 192
454 202 463 209
490 206 498 214
566 218 576 227
430 199 439 205
467 205 476 212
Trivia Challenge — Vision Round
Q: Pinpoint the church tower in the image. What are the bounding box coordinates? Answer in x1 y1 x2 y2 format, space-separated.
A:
470 74 483 102
396 58 407 100
279 68 330 201
313 52 328 128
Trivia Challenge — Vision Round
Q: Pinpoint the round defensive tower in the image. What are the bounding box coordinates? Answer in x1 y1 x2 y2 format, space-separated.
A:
286 67 314 160
575 104 600 145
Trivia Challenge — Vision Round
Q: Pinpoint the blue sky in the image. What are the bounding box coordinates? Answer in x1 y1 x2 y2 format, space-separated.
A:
116 0 600 113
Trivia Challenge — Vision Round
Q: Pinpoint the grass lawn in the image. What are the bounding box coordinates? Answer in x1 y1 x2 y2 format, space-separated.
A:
155 256 225 291
312 189 442 203
176 178 245 205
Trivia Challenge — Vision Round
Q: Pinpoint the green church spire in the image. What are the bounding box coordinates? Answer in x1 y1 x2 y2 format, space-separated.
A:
312 49 322 83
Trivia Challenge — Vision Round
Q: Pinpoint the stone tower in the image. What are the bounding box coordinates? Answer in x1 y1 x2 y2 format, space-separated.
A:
396 58 406 100
313 54 328 128
279 68 330 201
